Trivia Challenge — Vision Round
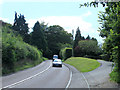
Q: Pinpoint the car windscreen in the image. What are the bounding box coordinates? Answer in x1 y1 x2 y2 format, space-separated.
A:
54 60 61 62
53 55 58 59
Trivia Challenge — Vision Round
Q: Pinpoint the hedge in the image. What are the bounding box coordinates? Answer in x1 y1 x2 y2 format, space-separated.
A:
60 47 72 60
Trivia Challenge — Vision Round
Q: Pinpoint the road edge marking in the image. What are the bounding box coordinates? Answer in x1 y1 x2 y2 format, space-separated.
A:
81 73 90 90
2 63 51 88
63 63 72 89
66 70 72 89
65 70 72 88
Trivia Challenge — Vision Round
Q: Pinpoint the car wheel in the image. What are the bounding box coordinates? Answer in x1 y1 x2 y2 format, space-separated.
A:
60 65 62 67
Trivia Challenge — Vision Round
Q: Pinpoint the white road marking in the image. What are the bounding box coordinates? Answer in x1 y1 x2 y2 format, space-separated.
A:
81 73 90 90
65 71 72 88
2 63 51 88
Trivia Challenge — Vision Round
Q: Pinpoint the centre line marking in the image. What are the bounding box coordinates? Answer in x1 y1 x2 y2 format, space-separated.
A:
2 63 51 88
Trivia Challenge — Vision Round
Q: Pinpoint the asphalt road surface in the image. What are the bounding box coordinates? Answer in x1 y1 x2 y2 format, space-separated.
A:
65 60 118 88
2 60 70 88
2 59 119 89
83 60 118 88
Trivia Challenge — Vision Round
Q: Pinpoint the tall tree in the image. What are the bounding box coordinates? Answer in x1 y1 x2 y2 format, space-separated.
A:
12 12 29 42
45 25 72 57
31 21 47 53
73 27 82 48
99 2 120 71
86 35 90 40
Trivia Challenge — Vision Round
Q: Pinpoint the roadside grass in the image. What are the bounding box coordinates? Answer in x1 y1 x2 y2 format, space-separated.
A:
14 59 42 72
43 57 48 61
5 56 48 75
109 66 120 83
64 57 100 72
62 59 64 62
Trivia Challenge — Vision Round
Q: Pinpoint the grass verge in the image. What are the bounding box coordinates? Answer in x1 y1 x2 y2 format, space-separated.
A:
109 66 120 83
64 57 100 72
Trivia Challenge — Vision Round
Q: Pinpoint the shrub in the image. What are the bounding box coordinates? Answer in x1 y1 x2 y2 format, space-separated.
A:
66 48 72 59
2 25 43 75
101 54 110 61
110 66 120 83
74 40 103 59
60 48 72 60
84 55 102 59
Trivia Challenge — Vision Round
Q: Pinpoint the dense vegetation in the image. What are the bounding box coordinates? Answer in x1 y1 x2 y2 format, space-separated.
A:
75 40 102 59
1 10 103 75
73 27 102 58
59 47 72 60
64 57 100 72
80 1 120 83
31 21 47 57
2 22 44 75
1 12 73 75
12 13 73 59
45 25 73 58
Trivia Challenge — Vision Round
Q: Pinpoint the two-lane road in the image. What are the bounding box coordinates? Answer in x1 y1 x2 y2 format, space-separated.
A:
2 59 118 89
2 60 70 88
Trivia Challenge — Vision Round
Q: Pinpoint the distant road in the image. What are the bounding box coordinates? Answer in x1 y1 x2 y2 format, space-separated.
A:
2 60 70 88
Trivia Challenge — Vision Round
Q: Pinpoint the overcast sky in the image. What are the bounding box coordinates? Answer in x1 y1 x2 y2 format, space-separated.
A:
0 0 106 44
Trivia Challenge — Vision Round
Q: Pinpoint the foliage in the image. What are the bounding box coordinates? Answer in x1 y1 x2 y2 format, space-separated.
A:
12 12 29 43
73 27 96 57
65 48 72 60
64 57 100 72
45 25 73 58
110 66 120 83
74 40 102 58
57 43 72 49
98 2 120 82
2 24 43 75
86 35 90 40
31 21 47 54
80 1 120 82
73 27 82 49
59 47 72 60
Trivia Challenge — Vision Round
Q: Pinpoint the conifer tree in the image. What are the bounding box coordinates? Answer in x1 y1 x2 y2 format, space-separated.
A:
12 12 29 42
31 21 47 52
73 27 82 48
86 35 90 40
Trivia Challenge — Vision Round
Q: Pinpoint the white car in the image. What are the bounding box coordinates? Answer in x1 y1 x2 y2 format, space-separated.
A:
53 55 58 61
52 59 62 67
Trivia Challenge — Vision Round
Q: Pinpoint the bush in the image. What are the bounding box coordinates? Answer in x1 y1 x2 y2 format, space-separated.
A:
84 55 102 59
2 25 43 75
74 40 103 59
2 46 16 70
101 54 110 61
66 48 72 59
110 66 120 83
60 48 72 60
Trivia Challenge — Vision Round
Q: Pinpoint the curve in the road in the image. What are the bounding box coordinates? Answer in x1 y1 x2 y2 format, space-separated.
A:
10 64 70 88
64 60 118 88
2 60 51 87
2 60 71 88
3 61 51 88
64 63 89 88
65 70 72 88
